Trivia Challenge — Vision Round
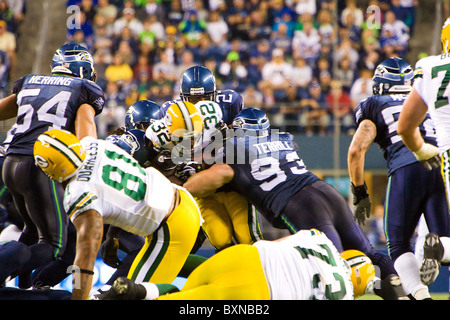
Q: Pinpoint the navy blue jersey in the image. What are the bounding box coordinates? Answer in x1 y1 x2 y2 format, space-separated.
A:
161 89 243 125
8 74 104 155
223 132 320 224
354 94 437 175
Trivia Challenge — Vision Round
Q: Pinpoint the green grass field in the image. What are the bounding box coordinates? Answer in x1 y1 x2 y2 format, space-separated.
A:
357 293 449 300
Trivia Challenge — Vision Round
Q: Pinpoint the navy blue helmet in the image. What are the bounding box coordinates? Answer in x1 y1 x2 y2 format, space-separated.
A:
372 57 414 95
180 66 217 104
51 42 96 81
232 108 270 136
115 129 154 167
125 100 161 130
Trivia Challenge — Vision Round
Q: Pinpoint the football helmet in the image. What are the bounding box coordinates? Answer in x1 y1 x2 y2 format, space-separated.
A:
164 100 203 142
34 129 86 183
180 66 217 104
372 57 413 95
51 42 96 81
442 17 450 53
232 108 270 136
340 249 375 298
125 100 161 131
115 129 154 167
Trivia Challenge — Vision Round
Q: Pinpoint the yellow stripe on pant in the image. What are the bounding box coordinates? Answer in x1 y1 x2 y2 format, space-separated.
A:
157 244 271 300
128 189 201 284
197 191 263 251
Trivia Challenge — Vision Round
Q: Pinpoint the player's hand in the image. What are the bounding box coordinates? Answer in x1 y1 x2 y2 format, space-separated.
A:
175 162 203 182
351 182 371 225
101 237 122 268
412 143 441 171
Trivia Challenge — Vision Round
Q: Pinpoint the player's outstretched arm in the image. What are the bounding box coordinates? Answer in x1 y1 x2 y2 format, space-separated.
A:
348 119 376 225
183 164 234 198
0 94 18 120
71 209 104 300
75 103 97 140
397 87 428 153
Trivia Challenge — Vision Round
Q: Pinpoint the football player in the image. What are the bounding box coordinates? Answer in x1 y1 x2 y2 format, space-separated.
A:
159 66 262 251
33 129 202 300
348 57 449 300
0 43 104 288
397 17 450 287
183 108 407 300
96 229 359 300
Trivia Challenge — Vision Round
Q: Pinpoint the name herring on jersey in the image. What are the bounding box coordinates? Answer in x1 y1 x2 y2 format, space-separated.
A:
8 74 104 156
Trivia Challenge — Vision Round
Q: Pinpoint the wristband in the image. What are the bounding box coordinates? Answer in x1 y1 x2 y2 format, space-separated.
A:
412 143 439 161
72 268 95 275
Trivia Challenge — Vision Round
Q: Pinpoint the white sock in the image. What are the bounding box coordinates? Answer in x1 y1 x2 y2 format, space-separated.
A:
394 252 430 299
440 236 450 263
140 282 160 300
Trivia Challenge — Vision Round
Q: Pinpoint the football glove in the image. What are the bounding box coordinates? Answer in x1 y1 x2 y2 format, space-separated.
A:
153 149 177 171
351 182 371 225
174 162 203 182
412 143 441 171
101 237 122 268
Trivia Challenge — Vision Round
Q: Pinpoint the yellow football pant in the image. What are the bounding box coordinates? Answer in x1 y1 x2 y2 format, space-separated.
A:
127 189 201 284
197 191 263 251
157 244 270 300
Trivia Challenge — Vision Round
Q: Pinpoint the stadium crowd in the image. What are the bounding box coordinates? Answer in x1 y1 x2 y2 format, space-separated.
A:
64 0 417 137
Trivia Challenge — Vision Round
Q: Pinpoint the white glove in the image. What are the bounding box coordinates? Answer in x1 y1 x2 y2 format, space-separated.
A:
412 143 441 170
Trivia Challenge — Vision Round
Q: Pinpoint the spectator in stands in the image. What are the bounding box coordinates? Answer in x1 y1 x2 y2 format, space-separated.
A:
292 21 321 66
166 0 184 26
132 70 151 100
206 10 229 49
113 7 144 37
259 48 293 102
97 0 118 24
379 25 405 57
349 68 372 109
105 52 134 85
179 9 207 50
272 7 296 38
300 81 330 136
79 0 97 25
218 50 248 93
341 0 363 27
133 53 152 81
334 38 359 69
383 10 410 52
317 8 334 45
270 22 292 57
153 51 177 83
142 0 165 22
294 0 317 16
291 56 313 98
334 56 356 93
246 9 272 43
241 85 264 108
96 81 127 138
326 80 354 134
141 14 164 41
0 19 14 77
176 50 196 79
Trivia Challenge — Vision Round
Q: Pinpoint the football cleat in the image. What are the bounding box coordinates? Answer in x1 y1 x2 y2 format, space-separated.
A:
33 129 86 183
340 249 375 298
95 277 144 300
420 233 444 286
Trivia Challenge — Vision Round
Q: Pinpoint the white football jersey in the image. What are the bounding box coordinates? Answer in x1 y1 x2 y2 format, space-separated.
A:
194 100 224 149
414 54 450 152
254 229 354 300
64 137 175 237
